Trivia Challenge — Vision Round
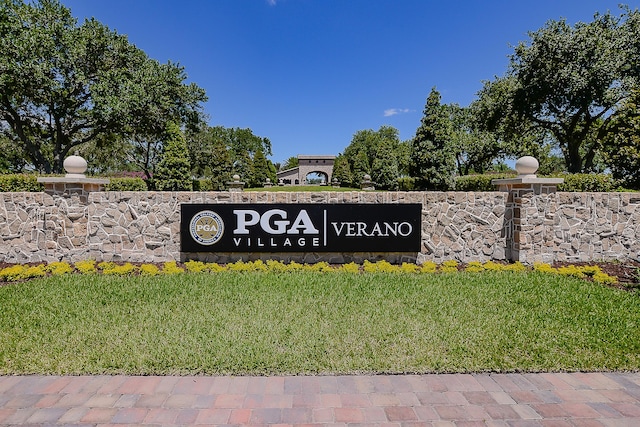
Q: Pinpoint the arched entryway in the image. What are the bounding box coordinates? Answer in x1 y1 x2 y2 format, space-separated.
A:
305 171 328 185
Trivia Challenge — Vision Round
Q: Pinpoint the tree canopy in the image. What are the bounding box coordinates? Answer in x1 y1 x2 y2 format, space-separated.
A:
154 122 192 191
0 0 206 173
186 125 274 189
475 6 640 173
340 126 404 187
410 88 456 190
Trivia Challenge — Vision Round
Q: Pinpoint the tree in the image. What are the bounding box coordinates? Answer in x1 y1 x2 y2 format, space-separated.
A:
471 80 566 174
343 126 401 170
395 140 412 177
351 150 370 187
410 88 456 190
0 134 28 172
184 125 274 189
0 0 206 173
371 139 399 190
187 126 233 190
267 160 277 184
154 122 192 191
280 156 299 171
447 104 504 175
342 126 403 186
234 150 255 188
477 6 640 173
601 89 640 188
79 135 132 176
226 127 272 160
331 154 352 187
251 149 271 187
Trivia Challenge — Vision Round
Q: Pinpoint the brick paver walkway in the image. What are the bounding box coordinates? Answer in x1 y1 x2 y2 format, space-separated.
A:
1 372 639 426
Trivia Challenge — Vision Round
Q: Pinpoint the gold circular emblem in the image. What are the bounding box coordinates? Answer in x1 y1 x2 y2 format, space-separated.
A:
190 210 224 245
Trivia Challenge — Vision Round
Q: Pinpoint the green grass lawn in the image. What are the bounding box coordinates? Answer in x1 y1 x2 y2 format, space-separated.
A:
1 271 639 375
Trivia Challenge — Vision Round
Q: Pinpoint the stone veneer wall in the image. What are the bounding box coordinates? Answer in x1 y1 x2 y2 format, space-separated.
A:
510 191 640 264
1 190 639 264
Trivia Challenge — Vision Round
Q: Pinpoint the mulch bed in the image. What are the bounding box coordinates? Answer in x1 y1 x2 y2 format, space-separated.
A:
553 260 640 289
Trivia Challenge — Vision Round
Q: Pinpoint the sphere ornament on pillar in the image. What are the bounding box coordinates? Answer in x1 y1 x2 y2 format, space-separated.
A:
492 155 563 191
515 156 539 178
63 152 88 178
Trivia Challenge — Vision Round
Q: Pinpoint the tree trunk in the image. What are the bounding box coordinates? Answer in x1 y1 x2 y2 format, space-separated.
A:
566 139 583 173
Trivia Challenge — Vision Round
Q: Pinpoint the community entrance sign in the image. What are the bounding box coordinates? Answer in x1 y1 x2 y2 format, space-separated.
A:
181 204 421 253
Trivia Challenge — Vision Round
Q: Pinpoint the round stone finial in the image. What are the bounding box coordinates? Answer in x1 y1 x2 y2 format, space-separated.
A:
363 174 371 181
232 174 240 181
63 153 88 177
515 156 539 177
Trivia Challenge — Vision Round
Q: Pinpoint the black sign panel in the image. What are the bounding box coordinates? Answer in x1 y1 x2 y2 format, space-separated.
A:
180 204 421 253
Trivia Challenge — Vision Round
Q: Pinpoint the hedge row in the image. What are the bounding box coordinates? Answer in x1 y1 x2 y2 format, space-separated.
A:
454 173 625 192
0 173 632 193
0 174 43 192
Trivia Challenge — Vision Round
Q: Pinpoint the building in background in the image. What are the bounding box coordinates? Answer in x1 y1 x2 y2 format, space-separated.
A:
276 155 335 185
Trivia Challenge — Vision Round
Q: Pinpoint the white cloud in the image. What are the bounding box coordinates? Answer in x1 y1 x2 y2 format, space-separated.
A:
384 108 412 117
267 0 277 5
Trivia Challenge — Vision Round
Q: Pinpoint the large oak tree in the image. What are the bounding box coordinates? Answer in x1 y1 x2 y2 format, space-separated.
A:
476 6 640 173
0 0 206 173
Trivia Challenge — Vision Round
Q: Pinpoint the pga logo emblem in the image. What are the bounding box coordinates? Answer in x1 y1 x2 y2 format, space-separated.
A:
189 210 224 245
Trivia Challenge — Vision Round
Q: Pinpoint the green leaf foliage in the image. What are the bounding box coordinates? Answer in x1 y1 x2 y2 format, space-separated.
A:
453 172 622 192
476 6 640 174
105 177 147 192
351 150 370 187
331 154 352 187
410 88 456 190
397 177 416 191
454 174 515 192
371 139 399 190
187 126 233 190
280 156 299 171
342 126 404 187
554 173 621 192
601 89 640 189
0 174 43 192
251 149 273 187
0 0 206 174
154 122 192 191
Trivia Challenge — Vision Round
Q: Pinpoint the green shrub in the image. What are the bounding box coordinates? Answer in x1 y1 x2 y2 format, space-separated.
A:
453 172 624 192
106 177 147 191
397 177 416 191
553 173 621 192
454 173 515 192
0 174 43 192
192 179 217 191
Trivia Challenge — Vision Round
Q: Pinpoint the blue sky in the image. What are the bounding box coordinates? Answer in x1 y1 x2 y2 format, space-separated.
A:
61 0 635 164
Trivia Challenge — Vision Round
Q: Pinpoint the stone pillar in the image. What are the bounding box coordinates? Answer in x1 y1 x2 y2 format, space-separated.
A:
36 154 109 261
227 174 245 192
492 156 564 264
361 174 375 191
37 154 109 203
